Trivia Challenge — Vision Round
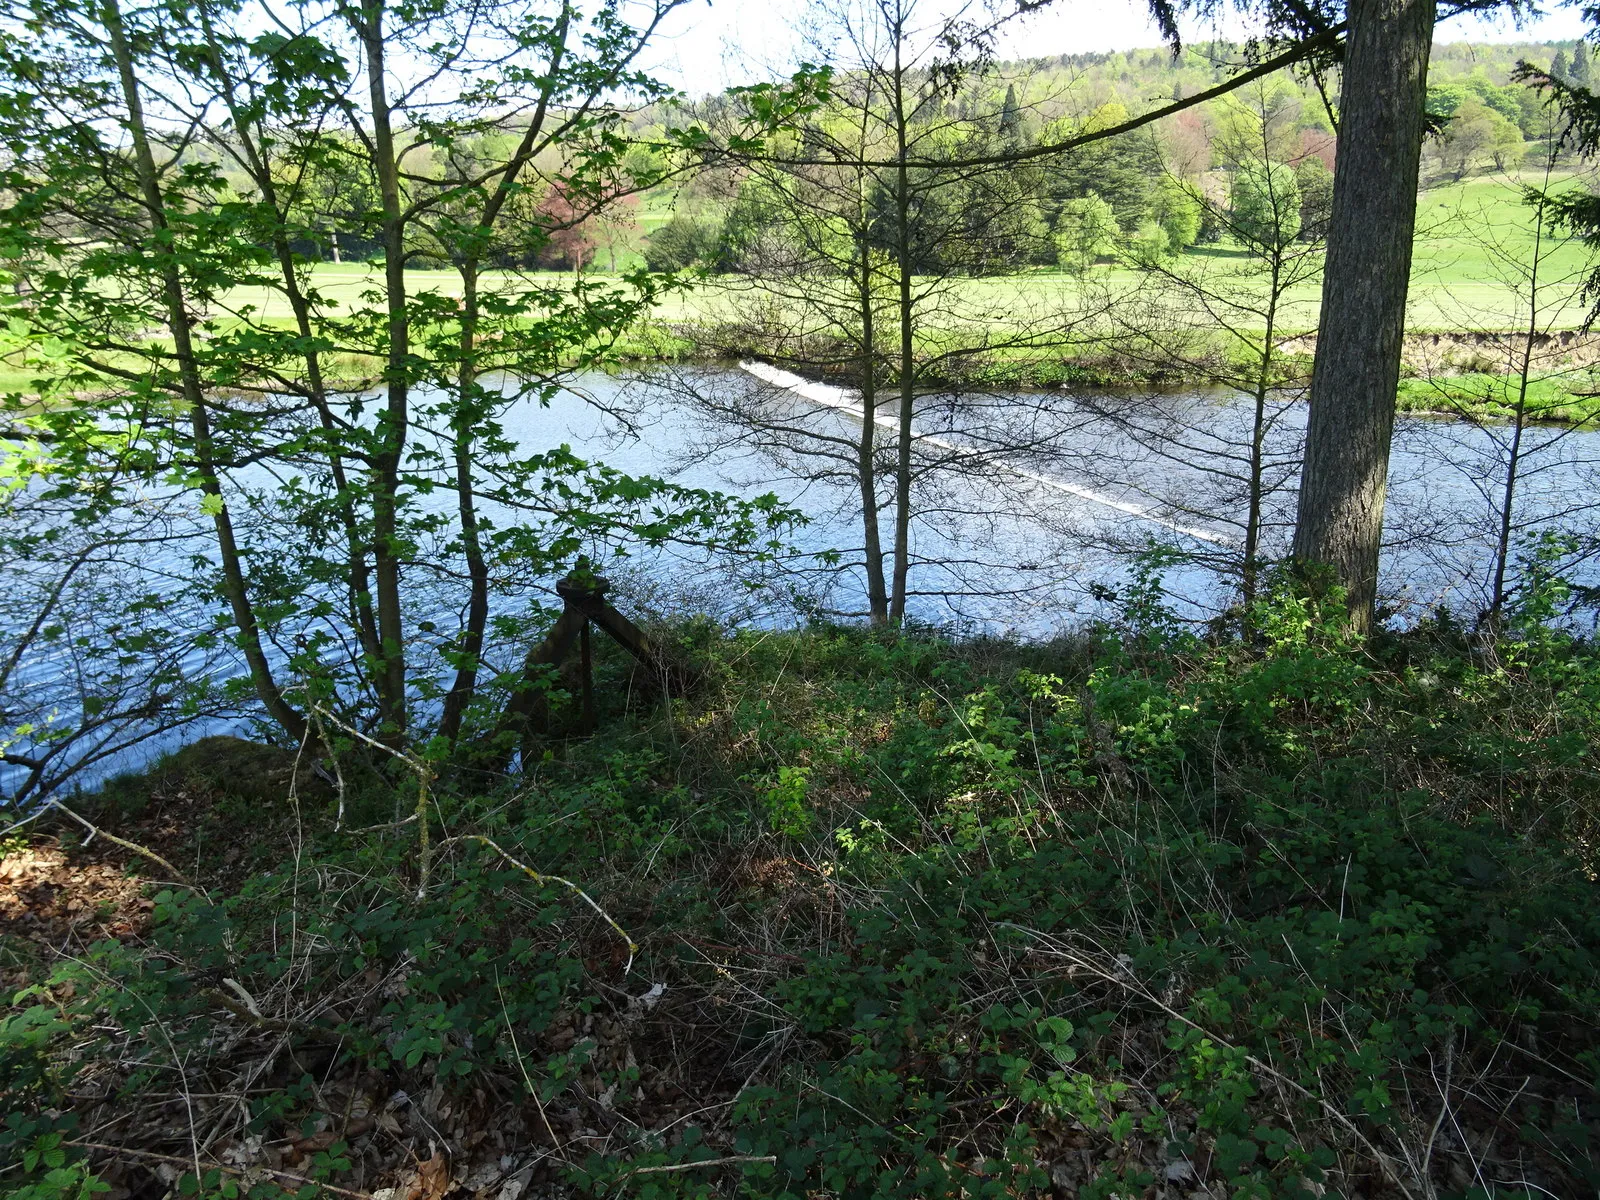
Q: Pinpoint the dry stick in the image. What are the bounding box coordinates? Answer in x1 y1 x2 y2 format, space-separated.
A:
623 1155 777 1176
68 1140 375 1200
345 813 419 834
0 806 54 838
439 834 638 974
496 970 564 1153
202 985 348 1047
307 703 435 897
677 933 807 966
413 769 432 899
996 923 1421 1200
308 703 349 830
47 799 204 896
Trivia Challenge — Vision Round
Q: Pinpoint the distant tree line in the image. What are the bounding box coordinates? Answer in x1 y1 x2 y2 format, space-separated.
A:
644 85 1338 276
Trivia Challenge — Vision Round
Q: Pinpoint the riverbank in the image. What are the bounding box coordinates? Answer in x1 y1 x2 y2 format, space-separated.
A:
8 316 1600 427
5 606 1598 1198
620 319 1600 424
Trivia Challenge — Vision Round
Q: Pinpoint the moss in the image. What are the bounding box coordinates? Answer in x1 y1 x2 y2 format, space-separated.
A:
97 735 332 815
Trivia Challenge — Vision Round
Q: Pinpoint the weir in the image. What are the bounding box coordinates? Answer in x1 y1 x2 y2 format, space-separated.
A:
738 359 1238 547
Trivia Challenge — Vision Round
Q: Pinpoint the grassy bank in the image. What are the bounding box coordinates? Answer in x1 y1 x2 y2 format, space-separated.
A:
9 321 1599 430
4 582 1599 1199
1398 372 1600 424
3 170 1593 406
8 168 1597 415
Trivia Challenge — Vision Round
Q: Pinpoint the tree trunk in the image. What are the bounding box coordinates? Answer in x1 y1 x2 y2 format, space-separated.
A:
439 260 491 743
857 240 890 625
1490 190 1547 621
359 0 411 736
1291 0 1434 631
103 0 306 744
1243 253 1284 613
196 5 383 671
437 15 566 743
888 17 914 625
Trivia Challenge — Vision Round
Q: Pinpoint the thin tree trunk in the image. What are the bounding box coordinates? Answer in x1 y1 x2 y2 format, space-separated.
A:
1291 0 1435 631
103 0 306 743
196 7 383 669
279 261 384 669
1243 256 1282 612
888 19 914 624
1490 194 1546 619
439 261 491 742
857 240 889 624
359 0 411 735
438 14 568 742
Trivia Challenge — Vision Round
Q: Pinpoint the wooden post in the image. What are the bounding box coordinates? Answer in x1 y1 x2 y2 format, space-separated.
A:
490 569 660 760
555 572 655 666
579 618 595 732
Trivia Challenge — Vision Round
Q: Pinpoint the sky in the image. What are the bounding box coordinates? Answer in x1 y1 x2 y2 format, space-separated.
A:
640 0 1592 92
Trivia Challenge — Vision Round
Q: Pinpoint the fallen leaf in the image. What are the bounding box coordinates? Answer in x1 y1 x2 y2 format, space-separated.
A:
404 1150 449 1200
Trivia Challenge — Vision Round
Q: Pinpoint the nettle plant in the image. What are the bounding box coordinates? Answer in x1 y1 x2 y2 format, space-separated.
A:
0 0 826 797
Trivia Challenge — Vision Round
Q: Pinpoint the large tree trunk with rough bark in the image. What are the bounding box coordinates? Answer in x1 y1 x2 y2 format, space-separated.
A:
1291 0 1434 631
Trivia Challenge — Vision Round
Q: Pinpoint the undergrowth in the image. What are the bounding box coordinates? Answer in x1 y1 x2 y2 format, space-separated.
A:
3 581 1599 1199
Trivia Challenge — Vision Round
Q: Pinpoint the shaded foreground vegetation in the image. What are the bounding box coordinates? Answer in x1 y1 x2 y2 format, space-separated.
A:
4 578 1599 1200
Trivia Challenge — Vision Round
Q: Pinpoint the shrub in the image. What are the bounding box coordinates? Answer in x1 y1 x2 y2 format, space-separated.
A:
5 600 1600 1197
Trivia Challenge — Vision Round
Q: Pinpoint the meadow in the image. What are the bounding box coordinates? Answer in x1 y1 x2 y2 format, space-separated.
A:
211 171 1598 335
1 171 1593 404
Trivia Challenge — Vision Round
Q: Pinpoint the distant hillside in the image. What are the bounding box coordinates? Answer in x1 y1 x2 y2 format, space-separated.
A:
1041 41 1575 183
620 40 1587 277
996 39 1570 114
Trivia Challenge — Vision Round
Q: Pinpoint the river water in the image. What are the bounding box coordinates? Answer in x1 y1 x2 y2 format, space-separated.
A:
5 363 1599 798
537 364 1600 627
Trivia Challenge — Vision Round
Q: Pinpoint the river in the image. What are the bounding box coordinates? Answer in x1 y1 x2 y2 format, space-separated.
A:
4 362 1599 798
529 364 1600 627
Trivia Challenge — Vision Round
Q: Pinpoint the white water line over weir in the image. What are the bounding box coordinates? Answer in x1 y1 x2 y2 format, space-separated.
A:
737 360 1236 547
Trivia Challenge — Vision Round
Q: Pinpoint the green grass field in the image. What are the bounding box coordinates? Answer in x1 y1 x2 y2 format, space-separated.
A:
221 171 1597 332
4 169 1594 399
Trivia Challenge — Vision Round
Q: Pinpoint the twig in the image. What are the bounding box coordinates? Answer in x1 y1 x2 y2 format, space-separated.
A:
622 1155 776 1176
47 800 204 896
307 703 348 831
345 813 419 834
306 702 435 898
0 805 55 838
202 986 347 1047
305 703 416 768
677 933 807 965
497 970 564 1153
67 1140 374 1199
439 834 637 973
413 768 432 898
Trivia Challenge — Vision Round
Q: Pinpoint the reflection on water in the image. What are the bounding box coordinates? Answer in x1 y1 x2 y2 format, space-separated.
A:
5 364 1599 796
568 366 1600 628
